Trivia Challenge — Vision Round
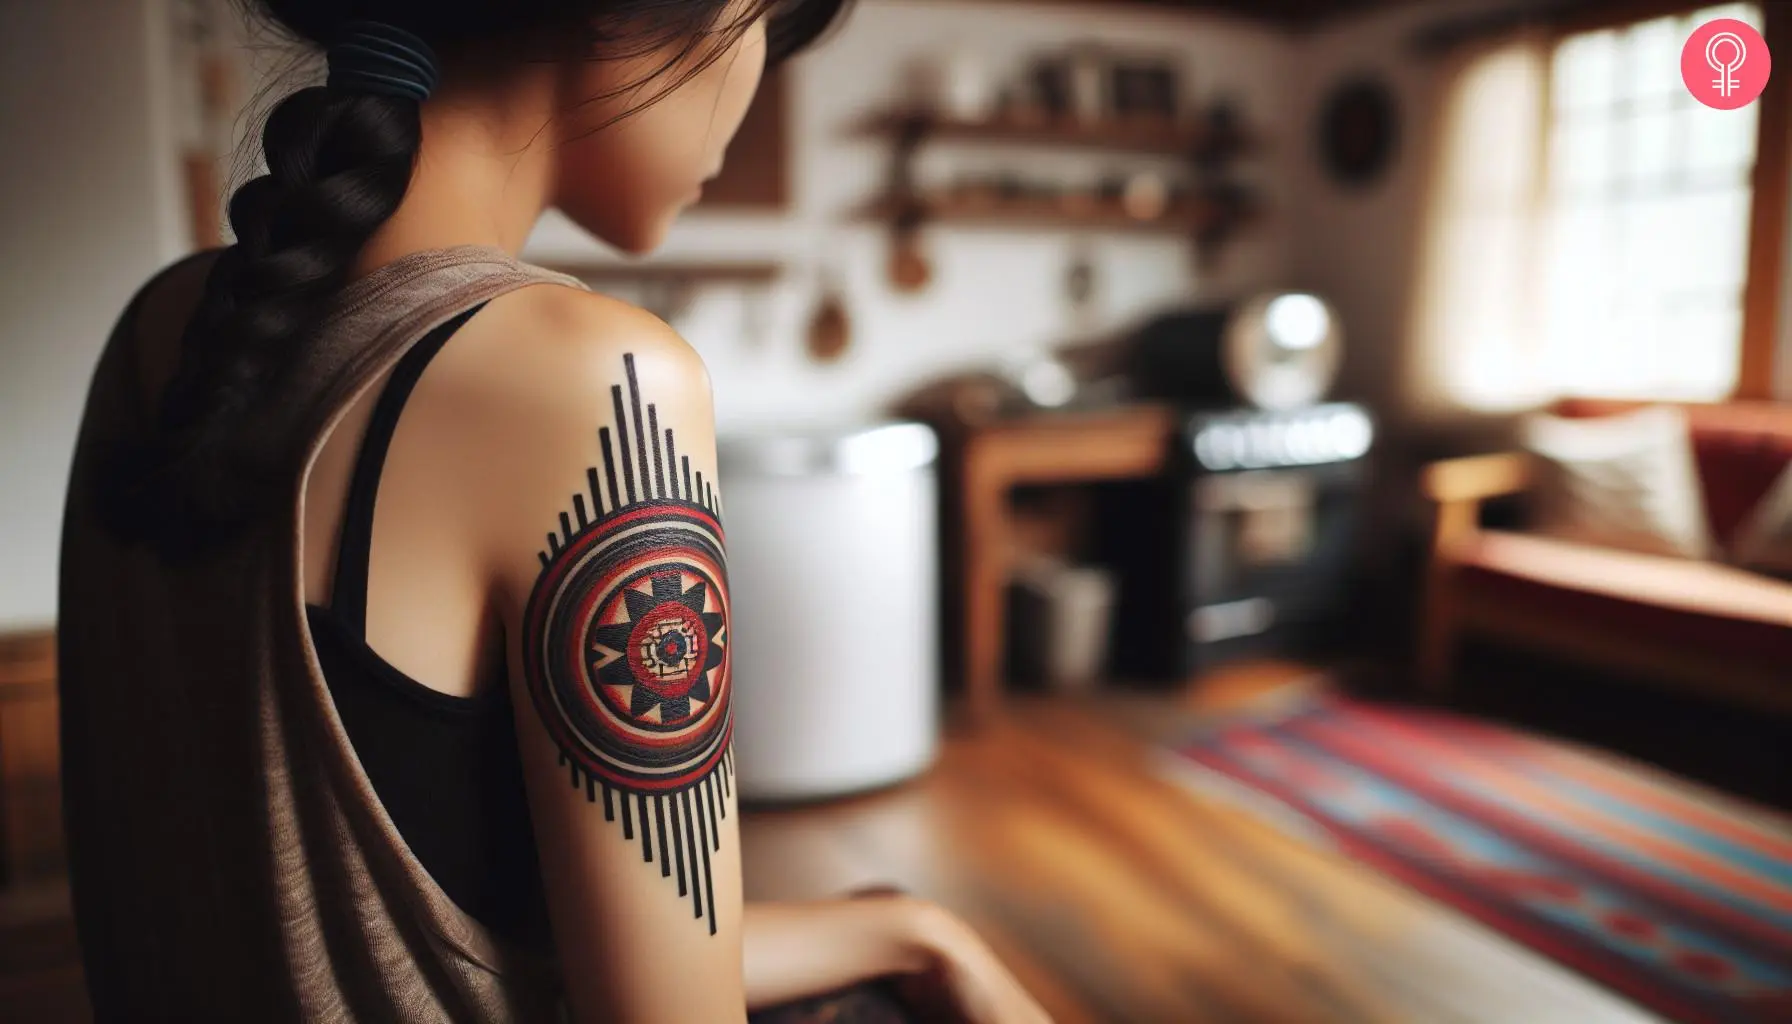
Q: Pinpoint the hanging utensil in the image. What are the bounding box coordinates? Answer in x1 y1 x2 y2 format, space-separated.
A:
806 271 852 363
887 201 933 293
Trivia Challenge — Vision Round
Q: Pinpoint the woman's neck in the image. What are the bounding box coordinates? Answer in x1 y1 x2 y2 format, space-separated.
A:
357 65 562 273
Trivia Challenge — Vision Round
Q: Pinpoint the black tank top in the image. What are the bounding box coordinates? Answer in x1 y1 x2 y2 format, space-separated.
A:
304 304 550 946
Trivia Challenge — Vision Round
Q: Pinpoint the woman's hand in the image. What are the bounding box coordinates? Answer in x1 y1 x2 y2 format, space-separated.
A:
741 889 1051 1024
893 897 1055 1024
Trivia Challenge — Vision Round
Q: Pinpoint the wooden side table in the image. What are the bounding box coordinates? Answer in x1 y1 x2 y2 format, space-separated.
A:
952 405 1177 725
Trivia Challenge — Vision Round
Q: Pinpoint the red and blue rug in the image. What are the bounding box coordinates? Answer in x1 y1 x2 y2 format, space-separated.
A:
1167 697 1792 1023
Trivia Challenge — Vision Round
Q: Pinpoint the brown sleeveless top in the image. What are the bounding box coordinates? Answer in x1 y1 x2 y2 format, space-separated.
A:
57 246 585 1022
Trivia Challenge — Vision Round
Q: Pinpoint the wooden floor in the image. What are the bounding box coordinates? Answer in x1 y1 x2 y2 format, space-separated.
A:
743 672 1657 1024
1 666 1658 1023
0 877 85 1023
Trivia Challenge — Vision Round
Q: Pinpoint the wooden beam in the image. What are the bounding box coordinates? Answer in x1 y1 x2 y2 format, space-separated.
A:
912 0 1416 31
1409 0 1706 56
1739 1 1791 400
1549 0 1709 36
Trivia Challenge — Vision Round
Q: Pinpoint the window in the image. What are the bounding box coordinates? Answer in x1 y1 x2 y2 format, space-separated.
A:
1410 3 1765 412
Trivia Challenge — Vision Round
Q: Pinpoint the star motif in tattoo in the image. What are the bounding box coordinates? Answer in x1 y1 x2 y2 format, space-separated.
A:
588 570 726 727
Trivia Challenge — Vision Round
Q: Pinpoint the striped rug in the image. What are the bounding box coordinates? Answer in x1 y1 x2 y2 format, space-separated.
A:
1168 697 1792 1023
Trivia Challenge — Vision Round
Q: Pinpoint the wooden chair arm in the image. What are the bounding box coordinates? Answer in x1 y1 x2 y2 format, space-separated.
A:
1422 452 1533 555
1422 452 1533 505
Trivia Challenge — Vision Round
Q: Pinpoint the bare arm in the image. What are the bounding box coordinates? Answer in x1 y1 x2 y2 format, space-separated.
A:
480 291 744 1022
475 286 1048 1023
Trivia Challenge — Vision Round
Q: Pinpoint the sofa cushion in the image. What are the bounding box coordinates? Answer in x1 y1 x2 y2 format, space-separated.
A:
1553 398 1792 547
1520 406 1714 559
1455 530 1792 667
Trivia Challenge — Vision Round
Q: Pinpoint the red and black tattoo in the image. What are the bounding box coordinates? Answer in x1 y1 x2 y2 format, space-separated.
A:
521 353 732 935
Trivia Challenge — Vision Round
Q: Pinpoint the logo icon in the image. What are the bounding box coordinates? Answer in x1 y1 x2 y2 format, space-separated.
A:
1682 18 1770 109
1708 30 1747 96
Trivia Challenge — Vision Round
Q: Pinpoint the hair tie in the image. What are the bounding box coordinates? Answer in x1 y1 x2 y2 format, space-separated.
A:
326 21 440 103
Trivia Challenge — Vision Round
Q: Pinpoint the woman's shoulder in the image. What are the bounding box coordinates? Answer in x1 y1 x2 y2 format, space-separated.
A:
458 277 714 420
503 278 707 372
424 278 721 605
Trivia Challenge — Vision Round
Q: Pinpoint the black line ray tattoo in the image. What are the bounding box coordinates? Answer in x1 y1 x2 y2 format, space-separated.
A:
522 353 732 935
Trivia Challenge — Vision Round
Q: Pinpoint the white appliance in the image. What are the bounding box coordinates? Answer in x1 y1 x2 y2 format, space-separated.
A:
717 423 940 801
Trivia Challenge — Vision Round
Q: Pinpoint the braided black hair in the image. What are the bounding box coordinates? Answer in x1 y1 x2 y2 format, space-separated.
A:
103 0 849 561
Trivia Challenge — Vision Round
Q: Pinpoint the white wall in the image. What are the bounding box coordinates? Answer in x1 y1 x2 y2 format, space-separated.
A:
526 0 1299 431
1286 0 1519 423
0 0 185 630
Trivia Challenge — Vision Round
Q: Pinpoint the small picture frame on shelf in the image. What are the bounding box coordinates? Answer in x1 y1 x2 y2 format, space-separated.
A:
1030 44 1110 123
1029 46 1183 125
1108 55 1182 123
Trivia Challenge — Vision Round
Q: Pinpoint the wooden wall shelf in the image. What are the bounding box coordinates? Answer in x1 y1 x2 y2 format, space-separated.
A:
861 102 1263 282
861 109 1243 158
862 194 1238 235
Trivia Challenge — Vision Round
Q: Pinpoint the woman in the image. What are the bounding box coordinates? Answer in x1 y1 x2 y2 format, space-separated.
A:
55 2 1051 1021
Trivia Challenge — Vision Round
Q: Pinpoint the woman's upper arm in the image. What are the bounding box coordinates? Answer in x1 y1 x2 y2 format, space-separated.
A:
472 289 744 1024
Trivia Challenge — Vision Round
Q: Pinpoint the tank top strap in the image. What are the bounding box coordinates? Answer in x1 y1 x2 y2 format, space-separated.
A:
327 302 488 638
294 246 584 642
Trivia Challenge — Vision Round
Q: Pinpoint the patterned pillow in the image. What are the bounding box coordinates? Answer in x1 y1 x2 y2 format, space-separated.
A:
1731 462 1792 578
1520 405 1715 560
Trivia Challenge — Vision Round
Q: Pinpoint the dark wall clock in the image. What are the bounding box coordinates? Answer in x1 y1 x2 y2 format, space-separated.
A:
1318 76 1400 188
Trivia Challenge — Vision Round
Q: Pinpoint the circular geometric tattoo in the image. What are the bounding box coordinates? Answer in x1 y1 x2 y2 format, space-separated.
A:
521 500 732 796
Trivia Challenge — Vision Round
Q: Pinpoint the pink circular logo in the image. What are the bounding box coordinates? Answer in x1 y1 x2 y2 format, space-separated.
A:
1682 19 1770 109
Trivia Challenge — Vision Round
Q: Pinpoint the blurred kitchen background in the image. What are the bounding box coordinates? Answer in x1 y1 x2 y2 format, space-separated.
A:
5 0 1792 1021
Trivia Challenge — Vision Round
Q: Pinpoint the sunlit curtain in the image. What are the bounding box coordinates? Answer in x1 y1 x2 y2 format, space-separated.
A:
1408 3 1762 414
